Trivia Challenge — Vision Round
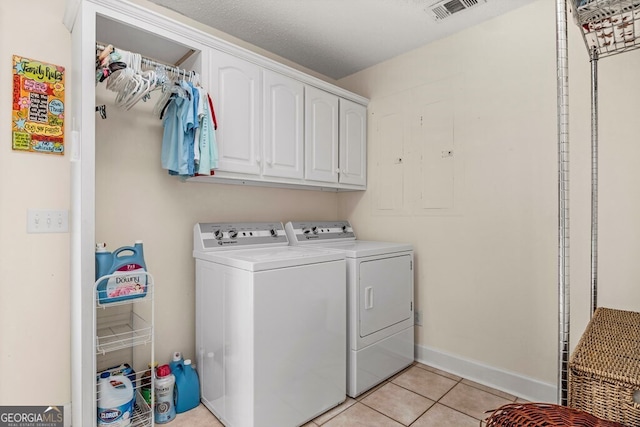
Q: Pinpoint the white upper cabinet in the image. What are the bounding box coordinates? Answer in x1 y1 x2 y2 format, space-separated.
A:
339 99 367 186
209 49 261 175
304 87 367 187
262 70 304 179
200 18 367 190
305 86 339 183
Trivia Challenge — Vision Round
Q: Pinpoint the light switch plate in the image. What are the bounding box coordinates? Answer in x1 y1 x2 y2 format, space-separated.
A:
27 209 69 233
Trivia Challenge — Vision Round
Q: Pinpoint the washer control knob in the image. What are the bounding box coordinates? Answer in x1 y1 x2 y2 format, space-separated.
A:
302 228 311 234
341 225 347 233
311 226 318 234
228 229 238 239
214 230 223 240
269 228 278 237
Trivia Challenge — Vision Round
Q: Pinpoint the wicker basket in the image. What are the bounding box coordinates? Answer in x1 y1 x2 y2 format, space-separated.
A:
485 403 627 426
569 307 640 426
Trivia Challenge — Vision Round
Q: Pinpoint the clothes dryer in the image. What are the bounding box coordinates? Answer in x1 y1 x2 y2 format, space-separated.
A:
194 222 346 427
285 221 414 398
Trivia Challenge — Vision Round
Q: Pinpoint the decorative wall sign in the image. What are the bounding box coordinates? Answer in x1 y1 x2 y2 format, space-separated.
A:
11 55 65 155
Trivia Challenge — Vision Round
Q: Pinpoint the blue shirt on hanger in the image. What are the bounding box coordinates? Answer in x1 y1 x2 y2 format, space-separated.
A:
161 81 196 176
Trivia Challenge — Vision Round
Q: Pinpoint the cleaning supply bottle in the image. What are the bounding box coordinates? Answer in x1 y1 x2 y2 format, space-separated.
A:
96 240 148 304
154 364 176 424
98 363 136 388
169 351 183 374
95 243 113 281
140 362 158 405
173 359 201 413
97 372 135 427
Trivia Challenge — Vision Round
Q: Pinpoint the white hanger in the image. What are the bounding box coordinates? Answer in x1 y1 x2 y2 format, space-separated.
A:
114 52 141 108
124 69 156 110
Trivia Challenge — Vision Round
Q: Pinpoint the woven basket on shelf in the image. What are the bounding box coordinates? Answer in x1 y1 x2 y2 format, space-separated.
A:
484 403 627 427
569 307 640 426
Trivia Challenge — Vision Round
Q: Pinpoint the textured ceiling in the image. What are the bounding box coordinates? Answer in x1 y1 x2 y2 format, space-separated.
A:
147 0 536 80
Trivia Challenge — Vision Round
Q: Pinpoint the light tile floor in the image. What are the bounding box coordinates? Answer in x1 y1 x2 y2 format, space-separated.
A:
169 362 526 426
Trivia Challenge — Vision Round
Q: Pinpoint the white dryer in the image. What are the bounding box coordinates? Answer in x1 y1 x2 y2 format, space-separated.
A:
285 221 414 398
194 222 346 427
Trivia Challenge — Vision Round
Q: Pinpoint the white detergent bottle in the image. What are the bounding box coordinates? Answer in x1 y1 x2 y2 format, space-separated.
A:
97 373 135 427
154 364 176 424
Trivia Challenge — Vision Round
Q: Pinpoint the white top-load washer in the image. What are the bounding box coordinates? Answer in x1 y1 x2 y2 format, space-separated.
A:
194 222 346 427
285 221 414 398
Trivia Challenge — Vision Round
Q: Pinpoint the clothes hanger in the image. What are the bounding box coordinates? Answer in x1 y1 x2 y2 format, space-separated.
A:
114 52 142 108
152 66 173 118
124 69 156 110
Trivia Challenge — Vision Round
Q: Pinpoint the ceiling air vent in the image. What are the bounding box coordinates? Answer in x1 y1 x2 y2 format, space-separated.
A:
429 0 486 21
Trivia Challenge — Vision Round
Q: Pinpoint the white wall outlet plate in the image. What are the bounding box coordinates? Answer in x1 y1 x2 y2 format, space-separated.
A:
27 209 69 233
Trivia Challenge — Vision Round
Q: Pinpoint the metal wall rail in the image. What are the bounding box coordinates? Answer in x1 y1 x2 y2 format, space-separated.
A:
556 0 571 407
590 46 599 316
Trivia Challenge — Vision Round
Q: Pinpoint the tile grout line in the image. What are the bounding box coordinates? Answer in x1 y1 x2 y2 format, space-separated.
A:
432 377 520 424
353 371 461 426
379 364 521 425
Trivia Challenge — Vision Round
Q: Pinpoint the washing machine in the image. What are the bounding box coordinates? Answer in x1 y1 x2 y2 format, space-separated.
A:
193 222 346 427
285 220 414 398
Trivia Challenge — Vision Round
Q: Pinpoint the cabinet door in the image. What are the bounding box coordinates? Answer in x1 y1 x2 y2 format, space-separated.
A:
263 70 304 179
305 86 339 183
339 99 367 186
209 49 261 175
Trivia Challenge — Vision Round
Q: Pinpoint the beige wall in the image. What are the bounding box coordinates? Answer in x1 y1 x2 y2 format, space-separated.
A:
0 0 72 405
339 0 640 388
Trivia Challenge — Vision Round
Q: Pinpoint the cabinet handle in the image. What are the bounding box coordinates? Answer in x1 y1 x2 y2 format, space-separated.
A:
335 168 340 174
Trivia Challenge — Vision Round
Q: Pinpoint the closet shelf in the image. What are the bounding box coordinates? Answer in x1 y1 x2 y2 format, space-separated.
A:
572 0 640 58
96 311 152 354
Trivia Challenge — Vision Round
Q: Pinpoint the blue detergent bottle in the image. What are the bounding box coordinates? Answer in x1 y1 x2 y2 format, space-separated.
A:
169 351 183 374
96 240 148 304
95 243 113 281
173 359 200 413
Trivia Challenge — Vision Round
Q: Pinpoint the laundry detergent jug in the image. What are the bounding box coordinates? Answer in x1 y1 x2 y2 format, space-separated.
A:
97 363 136 388
96 241 148 304
173 359 200 413
168 351 183 374
97 373 135 427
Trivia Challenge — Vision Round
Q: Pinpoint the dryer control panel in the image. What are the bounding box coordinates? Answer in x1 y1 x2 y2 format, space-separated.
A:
194 222 288 251
285 221 356 244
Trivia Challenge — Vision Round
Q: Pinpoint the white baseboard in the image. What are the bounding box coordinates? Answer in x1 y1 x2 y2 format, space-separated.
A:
415 344 557 403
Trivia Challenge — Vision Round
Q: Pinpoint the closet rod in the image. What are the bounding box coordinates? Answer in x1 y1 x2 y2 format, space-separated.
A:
95 42 196 78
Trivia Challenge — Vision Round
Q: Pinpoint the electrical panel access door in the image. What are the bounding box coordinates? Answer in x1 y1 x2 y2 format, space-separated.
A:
359 255 413 337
